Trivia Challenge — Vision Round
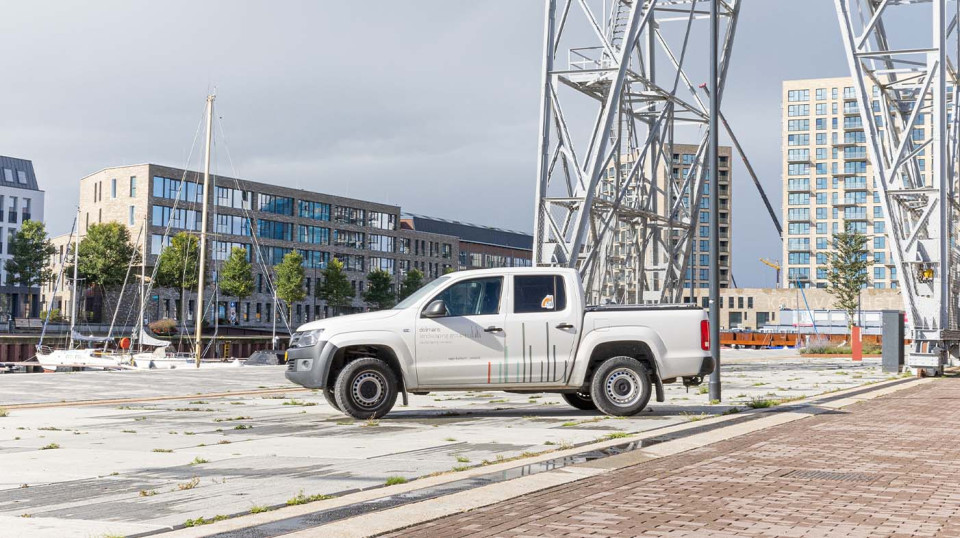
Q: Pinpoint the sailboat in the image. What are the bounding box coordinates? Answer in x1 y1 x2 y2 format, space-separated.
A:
129 94 242 370
35 210 127 371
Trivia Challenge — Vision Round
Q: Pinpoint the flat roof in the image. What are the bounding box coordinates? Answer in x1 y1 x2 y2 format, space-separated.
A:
402 213 532 251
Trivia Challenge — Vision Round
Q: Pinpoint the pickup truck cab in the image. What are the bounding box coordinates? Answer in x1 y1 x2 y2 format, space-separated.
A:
285 267 713 418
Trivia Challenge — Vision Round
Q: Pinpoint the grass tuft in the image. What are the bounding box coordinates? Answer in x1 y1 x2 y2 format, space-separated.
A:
384 476 408 486
40 443 60 450
286 490 334 505
177 477 200 490
152 448 173 453
184 515 227 527
190 457 209 465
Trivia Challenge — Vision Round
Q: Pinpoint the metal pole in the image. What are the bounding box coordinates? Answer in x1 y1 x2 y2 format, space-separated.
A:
194 94 215 367
708 0 721 402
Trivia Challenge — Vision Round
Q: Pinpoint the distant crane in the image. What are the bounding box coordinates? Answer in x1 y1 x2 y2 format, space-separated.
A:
759 258 781 288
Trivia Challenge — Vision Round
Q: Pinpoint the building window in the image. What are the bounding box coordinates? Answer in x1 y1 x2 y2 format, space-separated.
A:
298 225 330 245
368 234 394 252
111 178 117 198
256 219 293 241
216 186 253 209
298 200 331 221
153 176 203 203
333 230 365 249
257 194 294 215
333 206 366 226
367 211 396 230
130 176 137 197
129 206 135 225
17 170 27 184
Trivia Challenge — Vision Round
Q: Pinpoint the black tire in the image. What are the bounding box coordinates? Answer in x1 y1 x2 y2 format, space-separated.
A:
322 388 340 411
333 358 398 419
561 392 597 411
590 356 653 417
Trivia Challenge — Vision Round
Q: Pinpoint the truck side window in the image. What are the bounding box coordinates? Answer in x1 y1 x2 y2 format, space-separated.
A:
432 277 502 316
513 275 566 313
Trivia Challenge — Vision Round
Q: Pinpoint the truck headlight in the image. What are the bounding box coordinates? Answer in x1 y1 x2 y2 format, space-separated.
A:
293 329 324 348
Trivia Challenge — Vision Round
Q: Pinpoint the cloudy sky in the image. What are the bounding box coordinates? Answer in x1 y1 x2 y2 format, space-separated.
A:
0 1 865 287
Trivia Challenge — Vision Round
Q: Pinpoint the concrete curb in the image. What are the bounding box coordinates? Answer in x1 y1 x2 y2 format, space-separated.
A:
161 374 924 538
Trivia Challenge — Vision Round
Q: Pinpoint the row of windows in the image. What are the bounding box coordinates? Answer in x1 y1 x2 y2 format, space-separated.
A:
153 177 396 230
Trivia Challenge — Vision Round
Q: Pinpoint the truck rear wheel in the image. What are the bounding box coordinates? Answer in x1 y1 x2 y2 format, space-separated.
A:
561 392 597 411
590 356 652 417
333 358 398 419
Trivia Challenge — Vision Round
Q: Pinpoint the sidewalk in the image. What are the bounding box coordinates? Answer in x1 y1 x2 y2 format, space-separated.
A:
388 378 960 537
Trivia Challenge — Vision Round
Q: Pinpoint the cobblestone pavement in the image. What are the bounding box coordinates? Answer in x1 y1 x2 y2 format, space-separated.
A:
388 378 960 537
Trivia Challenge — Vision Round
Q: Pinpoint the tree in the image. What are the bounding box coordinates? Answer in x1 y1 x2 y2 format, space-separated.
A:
398 268 424 301
76 222 137 320
316 258 354 315
275 250 306 320
219 247 254 301
363 269 395 310
154 232 200 323
6 220 55 288
826 230 870 328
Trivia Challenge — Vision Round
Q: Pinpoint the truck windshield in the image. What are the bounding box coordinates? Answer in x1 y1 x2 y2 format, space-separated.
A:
392 275 451 310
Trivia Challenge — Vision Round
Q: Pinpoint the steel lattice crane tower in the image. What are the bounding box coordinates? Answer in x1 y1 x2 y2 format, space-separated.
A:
533 0 740 305
834 0 960 372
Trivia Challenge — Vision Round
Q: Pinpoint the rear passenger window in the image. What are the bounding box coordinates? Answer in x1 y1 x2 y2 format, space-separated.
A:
513 275 566 313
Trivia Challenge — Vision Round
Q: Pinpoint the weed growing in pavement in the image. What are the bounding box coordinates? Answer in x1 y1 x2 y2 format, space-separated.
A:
250 505 271 514
135 416 147 421
709 399 721 405
38 426 62 431
190 457 209 465
544 440 556 445
286 490 334 505
752 382 767 387
362 418 380 427
177 477 200 491
152 448 173 453
722 407 741 415
0 407 8 418
233 424 252 430
282 399 317 406
121 430 136 434
444 437 457 442
184 515 227 527
218 440 231 444
747 398 776 409
20 513 31 518
488 399 508 403
230 401 246 405
385 476 408 486
189 401 209 405
452 465 470 472
698 386 709 395
600 432 631 441
139 489 157 497
40 443 60 450
456 455 470 463
214 416 251 422
681 412 708 422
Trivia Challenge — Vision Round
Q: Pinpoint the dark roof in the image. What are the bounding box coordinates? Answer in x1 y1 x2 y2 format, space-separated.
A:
0 155 40 191
403 213 532 251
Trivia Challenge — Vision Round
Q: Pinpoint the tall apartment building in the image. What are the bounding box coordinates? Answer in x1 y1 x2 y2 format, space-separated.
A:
671 143 733 289
46 164 458 327
0 156 45 319
782 77 905 289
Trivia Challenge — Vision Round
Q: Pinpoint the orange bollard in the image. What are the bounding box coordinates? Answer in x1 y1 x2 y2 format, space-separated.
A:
851 325 862 361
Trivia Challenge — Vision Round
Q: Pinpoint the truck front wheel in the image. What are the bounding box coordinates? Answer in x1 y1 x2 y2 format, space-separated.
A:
333 358 398 419
590 356 652 416
561 392 597 411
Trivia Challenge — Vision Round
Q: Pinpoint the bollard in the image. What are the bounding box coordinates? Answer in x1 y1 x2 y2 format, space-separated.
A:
851 326 862 361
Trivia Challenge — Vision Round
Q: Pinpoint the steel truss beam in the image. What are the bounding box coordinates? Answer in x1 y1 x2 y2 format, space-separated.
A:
835 0 960 369
533 0 740 305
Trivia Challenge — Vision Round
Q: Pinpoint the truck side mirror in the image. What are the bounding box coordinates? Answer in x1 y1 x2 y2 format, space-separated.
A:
422 300 448 318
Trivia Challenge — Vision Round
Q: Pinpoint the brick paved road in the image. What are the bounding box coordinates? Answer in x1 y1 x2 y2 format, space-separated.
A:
388 379 960 537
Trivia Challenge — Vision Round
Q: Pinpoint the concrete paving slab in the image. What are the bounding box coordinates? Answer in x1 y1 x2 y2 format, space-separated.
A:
0 350 906 536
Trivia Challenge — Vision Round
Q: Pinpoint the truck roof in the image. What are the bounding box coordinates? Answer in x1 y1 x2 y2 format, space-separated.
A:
450 266 580 278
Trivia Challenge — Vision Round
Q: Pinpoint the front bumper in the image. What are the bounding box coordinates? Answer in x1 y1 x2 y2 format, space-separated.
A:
698 355 716 377
284 341 338 389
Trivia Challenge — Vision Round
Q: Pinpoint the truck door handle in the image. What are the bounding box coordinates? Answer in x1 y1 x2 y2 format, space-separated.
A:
556 323 575 330
484 326 503 333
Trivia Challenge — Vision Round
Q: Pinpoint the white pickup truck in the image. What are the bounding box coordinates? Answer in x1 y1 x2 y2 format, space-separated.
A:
286 267 712 419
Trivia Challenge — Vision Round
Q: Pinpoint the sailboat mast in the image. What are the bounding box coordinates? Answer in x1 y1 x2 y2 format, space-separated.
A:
136 216 147 352
69 207 80 349
194 94 215 368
